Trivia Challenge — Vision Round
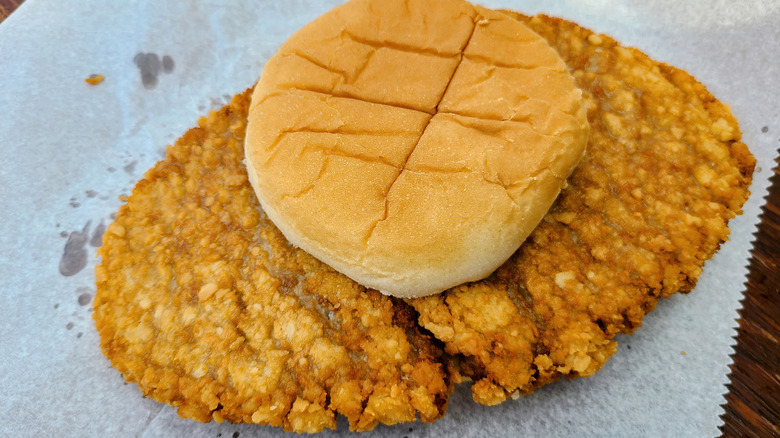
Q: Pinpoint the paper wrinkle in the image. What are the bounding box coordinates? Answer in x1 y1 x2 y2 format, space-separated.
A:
0 0 778 437
139 404 165 437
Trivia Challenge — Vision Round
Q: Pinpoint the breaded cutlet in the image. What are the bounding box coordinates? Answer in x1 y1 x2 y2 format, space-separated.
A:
93 11 754 432
93 92 453 433
408 13 754 405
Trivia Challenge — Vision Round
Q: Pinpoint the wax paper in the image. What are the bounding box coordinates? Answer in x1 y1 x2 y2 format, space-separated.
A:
0 0 777 436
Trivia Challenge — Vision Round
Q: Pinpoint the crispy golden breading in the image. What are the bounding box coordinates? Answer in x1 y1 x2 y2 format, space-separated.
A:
93 11 755 432
93 92 453 433
407 13 755 405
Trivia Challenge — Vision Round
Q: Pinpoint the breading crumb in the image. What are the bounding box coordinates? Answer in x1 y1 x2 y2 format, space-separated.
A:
85 74 104 85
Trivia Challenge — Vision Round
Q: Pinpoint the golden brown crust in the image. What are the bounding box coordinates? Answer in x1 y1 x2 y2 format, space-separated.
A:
245 0 589 297
408 12 755 405
93 91 453 433
94 9 755 431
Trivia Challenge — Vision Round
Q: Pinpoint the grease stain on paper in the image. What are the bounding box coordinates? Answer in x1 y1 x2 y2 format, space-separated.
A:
123 160 137 175
76 287 94 307
78 292 92 306
59 222 91 276
133 53 175 89
90 220 106 247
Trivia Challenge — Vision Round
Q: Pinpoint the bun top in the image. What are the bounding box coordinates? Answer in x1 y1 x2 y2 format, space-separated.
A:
245 0 589 298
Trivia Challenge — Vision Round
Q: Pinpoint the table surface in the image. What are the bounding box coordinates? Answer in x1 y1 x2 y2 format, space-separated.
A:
1 1 777 437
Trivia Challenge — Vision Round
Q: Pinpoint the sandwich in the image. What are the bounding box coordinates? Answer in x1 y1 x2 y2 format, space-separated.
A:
93 0 754 432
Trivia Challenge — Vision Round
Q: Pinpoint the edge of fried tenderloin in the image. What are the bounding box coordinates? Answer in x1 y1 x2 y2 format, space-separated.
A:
407 12 755 406
94 90 455 433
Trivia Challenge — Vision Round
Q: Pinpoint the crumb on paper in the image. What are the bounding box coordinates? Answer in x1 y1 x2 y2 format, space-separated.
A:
681 351 687 355
85 74 104 85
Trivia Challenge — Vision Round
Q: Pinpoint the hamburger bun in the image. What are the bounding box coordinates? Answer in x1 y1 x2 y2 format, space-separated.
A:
245 0 589 297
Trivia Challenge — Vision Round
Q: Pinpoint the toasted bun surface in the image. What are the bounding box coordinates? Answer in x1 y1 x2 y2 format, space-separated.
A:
245 0 589 298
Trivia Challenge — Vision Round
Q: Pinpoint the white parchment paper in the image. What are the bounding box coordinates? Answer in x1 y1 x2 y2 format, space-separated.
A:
0 1 777 436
